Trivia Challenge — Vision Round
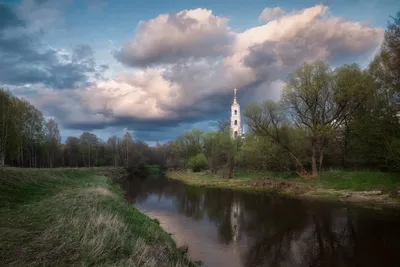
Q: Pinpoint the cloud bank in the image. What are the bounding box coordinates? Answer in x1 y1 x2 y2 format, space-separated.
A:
2 3 384 141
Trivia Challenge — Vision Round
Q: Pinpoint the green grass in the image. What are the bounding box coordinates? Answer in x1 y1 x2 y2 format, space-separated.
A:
0 167 193 267
315 169 400 191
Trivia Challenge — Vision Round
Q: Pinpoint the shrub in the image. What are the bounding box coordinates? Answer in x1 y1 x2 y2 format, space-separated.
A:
187 153 208 172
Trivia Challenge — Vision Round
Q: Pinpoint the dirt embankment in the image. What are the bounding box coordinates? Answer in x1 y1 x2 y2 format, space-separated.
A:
250 179 308 194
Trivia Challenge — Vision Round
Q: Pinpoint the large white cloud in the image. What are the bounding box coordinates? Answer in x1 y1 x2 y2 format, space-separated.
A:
14 4 384 141
114 8 234 67
228 4 382 84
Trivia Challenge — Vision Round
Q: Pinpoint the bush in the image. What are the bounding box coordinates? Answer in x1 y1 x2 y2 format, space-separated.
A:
187 153 208 172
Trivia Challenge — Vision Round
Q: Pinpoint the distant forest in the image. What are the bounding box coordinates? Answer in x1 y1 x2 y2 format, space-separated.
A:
0 12 399 178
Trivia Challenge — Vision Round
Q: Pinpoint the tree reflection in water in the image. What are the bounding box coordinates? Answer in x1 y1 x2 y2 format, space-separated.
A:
124 177 400 267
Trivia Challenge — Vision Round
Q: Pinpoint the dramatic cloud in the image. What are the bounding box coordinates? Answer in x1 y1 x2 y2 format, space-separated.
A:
0 3 107 89
228 4 382 87
114 8 234 67
4 3 384 142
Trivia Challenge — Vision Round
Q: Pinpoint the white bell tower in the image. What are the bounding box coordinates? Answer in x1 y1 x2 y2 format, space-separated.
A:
230 88 242 138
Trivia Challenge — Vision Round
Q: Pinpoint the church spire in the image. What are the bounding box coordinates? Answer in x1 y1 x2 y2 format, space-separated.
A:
233 88 237 104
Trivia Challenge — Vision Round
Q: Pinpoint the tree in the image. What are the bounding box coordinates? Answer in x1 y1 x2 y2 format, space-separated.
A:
65 136 80 167
107 136 120 168
44 119 61 167
245 100 307 175
282 61 371 176
203 129 234 173
24 103 45 167
120 132 134 167
0 89 12 166
380 11 400 101
79 132 98 167
163 140 184 169
187 153 208 172
176 129 204 167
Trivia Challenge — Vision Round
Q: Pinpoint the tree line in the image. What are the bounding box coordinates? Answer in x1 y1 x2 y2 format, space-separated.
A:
0 92 162 168
1 12 399 178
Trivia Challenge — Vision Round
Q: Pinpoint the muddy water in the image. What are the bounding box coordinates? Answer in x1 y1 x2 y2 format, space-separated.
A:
124 177 400 267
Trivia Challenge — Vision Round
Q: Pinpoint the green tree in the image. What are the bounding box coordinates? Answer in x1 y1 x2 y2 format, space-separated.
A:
0 89 12 166
79 132 98 167
187 153 207 172
244 100 307 175
106 135 120 168
120 132 134 167
176 129 204 167
44 119 61 167
64 136 81 167
282 61 371 176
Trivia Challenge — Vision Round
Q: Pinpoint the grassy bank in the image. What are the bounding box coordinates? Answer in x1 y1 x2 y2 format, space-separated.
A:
167 170 400 209
0 167 193 266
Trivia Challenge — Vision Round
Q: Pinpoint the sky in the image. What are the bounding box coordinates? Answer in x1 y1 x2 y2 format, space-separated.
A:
0 0 398 145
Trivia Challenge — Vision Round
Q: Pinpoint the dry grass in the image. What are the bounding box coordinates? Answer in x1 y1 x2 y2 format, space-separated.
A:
0 168 194 267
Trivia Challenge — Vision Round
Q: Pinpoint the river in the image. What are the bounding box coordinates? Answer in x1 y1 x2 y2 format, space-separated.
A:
124 177 400 267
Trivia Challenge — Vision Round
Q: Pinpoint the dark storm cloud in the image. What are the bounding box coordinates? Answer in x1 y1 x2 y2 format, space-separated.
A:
0 4 107 89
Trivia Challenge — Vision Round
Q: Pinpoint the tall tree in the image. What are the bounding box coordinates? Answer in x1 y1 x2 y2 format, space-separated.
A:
0 89 12 166
24 103 45 167
245 100 307 175
380 11 400 101
121 132 134 167
79 132 98 167
282 61 371 176
107 135 120 168
44 119 61 167
64 136 81 167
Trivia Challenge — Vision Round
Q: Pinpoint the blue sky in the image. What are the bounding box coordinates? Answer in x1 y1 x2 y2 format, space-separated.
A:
0 0 398 144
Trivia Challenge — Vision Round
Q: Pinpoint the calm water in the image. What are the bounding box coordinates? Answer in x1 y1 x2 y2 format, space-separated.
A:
124 177 400 267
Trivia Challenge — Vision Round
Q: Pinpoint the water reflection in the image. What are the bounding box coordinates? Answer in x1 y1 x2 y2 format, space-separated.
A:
124 177 400 267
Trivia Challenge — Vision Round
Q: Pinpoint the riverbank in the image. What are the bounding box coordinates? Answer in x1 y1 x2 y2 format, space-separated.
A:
0 167 194 266
167 170 400 210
